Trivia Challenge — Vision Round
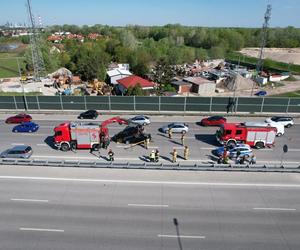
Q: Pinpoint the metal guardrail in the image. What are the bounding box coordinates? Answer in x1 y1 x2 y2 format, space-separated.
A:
0 158 300 173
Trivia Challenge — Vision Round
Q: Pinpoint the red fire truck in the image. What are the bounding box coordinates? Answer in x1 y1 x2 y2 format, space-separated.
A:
53 117 128 151
216 123 277 148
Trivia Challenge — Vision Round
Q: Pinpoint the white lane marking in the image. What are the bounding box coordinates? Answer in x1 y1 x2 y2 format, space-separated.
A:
11 143 25 146
36 144 48 147
200 147 215 150
253 207 296 211
128 204 169 208
11 198 49 203
1 176 300 188
158 234 205 239
20 227 64 232
288 149 300 152
260 148 274 151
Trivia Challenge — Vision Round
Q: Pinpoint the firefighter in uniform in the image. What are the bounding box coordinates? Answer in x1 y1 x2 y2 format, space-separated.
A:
149 150 155 162
183 146 189 160
172 149 177 163
181 131 186 146
108 149 114 161
168 127 172 139
144 137 150 149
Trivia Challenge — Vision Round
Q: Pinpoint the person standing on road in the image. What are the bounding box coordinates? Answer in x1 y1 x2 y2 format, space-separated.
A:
181 131 185 146
108 149 114 162
172 149 177 163
144 137 150 149
183 146 189 160
150 150 155 162
155 149 160 162
168 127 172 139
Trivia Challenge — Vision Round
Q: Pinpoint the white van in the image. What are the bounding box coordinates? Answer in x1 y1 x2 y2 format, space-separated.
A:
242 121 285 137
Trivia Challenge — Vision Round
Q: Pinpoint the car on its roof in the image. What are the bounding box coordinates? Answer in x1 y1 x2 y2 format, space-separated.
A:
12 122 39 133
200 116 227 126
160 123 189 134
128 115 151 126
265 116 294 128
78 110 99 120
5 114 32 124
111 125 151 144
254 90 267 96
214 144 253 159
0 145 33 159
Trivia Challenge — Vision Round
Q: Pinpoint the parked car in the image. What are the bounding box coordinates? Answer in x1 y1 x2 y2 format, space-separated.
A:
200 116 227 126
242 121 285 137
214 144 253 159
128 115 151 126
12 122 39 133
160 123 189 134
78 110 99 119
5 114 32 124
0 145 33 159
265 116 294 128
254 90 267 96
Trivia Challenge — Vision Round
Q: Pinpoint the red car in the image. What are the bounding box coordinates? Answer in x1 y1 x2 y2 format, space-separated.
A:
200 116 227 126
5 114 32 124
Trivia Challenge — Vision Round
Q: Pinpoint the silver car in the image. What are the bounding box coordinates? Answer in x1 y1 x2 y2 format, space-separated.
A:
160 123 189 133
129 115 151 126
0 145 33 159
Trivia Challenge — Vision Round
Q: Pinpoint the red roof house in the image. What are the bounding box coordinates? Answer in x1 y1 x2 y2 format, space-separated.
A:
116 75 156 94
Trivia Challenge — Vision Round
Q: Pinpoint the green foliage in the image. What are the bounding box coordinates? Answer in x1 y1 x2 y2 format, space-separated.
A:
125 83 146 96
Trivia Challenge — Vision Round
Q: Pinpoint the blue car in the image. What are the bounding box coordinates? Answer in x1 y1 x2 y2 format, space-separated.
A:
214 144 253 159
12 122 39 133
254 90 267 96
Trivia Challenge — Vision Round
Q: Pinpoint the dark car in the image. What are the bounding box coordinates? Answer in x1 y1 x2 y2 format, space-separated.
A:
112 125 151 144
200 116 227 126
0 145 33 159
12 122 39 133
254 90 267 96
78 110 99 119
6 114 32 124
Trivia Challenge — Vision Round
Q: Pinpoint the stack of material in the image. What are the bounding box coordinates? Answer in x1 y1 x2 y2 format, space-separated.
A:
224 72 257 91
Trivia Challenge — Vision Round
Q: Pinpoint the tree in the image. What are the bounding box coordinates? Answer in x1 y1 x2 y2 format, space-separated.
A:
125 83 145 96
119 30 138 50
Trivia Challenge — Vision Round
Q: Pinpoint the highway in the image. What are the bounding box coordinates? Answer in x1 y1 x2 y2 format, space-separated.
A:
0 166 299 250
0 114 300 165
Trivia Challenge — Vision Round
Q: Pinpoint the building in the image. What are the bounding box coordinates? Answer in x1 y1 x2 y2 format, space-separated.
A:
116 75 156 94
170 80 192 94
183 77 216 95
107 69 132 85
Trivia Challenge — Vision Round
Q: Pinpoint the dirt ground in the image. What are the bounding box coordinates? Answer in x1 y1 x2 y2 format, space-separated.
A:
215 80 300 97
240 48 300 65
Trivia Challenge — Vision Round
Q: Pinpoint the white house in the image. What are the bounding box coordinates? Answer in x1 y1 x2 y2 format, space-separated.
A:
107 69 132 85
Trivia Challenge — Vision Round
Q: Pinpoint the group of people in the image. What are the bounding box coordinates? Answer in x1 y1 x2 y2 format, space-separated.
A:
217 148 256 165
149 149 160 162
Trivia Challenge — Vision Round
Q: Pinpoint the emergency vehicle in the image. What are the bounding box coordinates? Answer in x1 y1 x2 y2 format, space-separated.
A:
216 123 277 148
53 117 128 151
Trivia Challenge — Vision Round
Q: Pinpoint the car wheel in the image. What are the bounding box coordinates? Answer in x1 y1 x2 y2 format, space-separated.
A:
286 124 292 128
61 143 70 152
255 141 264 149
143 123 147 126
29 130 32 133
93 116 96 120
79 116 83 119
13 130 17 133
277 132 283 137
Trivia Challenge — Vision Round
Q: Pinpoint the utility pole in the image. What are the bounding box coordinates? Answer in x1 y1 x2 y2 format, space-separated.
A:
26 0 46 81
252 4 272 96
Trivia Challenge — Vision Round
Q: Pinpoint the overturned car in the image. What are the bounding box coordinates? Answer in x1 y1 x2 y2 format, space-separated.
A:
112 125 151 144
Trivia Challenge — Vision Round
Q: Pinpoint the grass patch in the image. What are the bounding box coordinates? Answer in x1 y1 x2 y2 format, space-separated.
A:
0 54 26 78
226 52 300 74
285 75 298 81
0 91 42 96
272 90 300 97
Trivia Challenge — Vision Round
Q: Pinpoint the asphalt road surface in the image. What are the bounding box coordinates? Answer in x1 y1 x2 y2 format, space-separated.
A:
0 166 299 250
0 114 299 165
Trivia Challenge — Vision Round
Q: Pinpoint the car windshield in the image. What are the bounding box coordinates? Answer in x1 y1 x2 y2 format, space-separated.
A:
24 146 32 152
271 117 280 122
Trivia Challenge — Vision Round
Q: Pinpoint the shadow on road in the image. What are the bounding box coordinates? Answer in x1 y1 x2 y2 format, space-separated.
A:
195 134 219 146
44 136 56 149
